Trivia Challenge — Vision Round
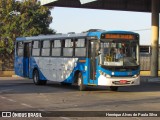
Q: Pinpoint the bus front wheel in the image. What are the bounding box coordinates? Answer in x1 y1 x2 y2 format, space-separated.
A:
110 86 118 91
33 70 47 85
77 73 86 91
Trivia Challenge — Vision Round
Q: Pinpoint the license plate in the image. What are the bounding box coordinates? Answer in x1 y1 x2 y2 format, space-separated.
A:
120 80 127 84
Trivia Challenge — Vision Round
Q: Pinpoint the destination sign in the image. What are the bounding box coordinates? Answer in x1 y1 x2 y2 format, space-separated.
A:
101 34 136 40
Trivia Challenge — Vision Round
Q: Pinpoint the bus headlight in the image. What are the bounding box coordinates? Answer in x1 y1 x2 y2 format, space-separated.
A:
133 74 138 78
99 70 102 75
106 74 111 78
99 70 111 78
102 72 105 76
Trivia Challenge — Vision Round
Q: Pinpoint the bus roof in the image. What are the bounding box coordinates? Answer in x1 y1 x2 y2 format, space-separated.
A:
16 31 105 42
16 30 138 42
103 30 139 35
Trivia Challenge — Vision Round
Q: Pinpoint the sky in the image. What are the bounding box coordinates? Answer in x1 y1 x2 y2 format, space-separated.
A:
50 7 160 45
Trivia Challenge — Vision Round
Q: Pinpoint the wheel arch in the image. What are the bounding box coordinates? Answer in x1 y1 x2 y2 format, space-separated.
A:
74 70 81 84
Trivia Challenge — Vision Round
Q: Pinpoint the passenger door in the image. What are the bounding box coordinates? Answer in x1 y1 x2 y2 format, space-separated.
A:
89 40 100 81
14 42 24 77
23 43 31 77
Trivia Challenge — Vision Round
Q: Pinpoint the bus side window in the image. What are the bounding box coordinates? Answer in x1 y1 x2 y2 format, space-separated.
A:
63 39 73 57
75 38 86 57
51 40 61 56
32 41 40 56
41 40 50 56
17 42 24 56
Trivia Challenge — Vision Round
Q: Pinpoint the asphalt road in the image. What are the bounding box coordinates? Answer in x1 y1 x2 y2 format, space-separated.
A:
0 76 160 120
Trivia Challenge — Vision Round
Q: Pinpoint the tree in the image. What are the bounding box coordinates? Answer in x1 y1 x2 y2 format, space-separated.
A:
0 0 55 70
19 0 54 36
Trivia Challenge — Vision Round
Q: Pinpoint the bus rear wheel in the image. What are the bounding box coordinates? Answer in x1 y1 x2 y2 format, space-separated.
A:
77 73 86 91
33 70 47 85
110 86 118 91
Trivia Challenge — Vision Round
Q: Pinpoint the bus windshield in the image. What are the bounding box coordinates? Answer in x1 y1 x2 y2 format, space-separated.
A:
99 41 139 67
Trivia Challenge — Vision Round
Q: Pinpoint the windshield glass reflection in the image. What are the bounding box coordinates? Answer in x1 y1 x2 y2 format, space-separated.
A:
99 41 139 67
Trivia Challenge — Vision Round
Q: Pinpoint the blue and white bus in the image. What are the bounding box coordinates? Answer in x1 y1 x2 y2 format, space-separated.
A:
14 30 140 91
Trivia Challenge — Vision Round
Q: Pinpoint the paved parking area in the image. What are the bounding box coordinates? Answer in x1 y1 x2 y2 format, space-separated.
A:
0 76 160 120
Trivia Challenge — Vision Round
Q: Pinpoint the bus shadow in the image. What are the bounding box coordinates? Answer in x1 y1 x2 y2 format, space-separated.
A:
116 76 160 92
0 79 79 94
0 76 160 94
85 76 160 92
47 81 160 93
117 82 160 92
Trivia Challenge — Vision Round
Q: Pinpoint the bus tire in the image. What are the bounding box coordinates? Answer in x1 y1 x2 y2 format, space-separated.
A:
33 69 47 85
110 86 118 91
77 73 86 91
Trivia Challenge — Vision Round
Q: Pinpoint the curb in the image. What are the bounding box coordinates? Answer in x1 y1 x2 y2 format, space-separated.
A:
0 71 15 77
11 75 19 77
140 76 160 83
148 78 160 82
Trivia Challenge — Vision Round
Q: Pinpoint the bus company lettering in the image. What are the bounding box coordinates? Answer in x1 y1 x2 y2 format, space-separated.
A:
12 112 42 117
